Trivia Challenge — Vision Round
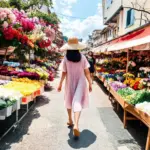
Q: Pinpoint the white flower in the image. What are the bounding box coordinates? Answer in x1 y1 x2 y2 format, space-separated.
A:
8 14 16 23
2 21 8 28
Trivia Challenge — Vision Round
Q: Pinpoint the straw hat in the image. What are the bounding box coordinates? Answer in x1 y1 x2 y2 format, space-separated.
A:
60 37 87 50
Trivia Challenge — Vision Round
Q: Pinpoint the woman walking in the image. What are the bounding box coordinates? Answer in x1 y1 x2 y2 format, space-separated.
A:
87 51 96 83
57 38 92 137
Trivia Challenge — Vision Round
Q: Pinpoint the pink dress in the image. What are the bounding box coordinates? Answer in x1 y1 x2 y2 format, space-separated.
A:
61 54 90 112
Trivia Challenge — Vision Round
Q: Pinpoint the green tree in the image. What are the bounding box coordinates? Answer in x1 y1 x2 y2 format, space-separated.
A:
0 0 10 8
30 10 60 24
8 0 53 11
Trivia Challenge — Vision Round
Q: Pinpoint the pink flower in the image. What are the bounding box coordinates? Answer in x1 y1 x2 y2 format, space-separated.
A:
0 12 7 18
44 26 56 41
21 19 35 32
20 10 25 14
8 14 16 23
2 21 8 28
0 8 16 24
131 61 136 67
12 9 27 22
32 17 39 24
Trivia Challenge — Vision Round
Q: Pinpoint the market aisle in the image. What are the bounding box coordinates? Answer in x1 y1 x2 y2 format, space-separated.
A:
0 74 143 150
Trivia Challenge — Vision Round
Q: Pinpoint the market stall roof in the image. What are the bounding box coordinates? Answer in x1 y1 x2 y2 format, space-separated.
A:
107 25 150 51
101 43 111 52
92 43 111 53
108 36 150 51
91 47 98 52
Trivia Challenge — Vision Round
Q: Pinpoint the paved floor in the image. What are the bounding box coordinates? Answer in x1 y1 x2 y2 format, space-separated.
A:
0 74 147 150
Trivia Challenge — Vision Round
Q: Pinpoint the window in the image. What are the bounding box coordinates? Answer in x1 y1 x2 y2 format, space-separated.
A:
107 0 113 9
126 9 135 27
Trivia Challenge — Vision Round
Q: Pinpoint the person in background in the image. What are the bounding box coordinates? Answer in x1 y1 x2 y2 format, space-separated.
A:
87 51 96 83
57 38 92 138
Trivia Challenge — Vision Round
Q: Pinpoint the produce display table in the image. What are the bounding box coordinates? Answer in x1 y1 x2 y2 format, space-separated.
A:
96 73 105 83
0 75 11 80
99 76 105 83
0 85 44 141
108 85 150 150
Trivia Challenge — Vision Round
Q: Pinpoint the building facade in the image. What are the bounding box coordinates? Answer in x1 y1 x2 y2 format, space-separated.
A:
103 0 150 37
86 35 93 51
89 0 150 53
92 30 102 47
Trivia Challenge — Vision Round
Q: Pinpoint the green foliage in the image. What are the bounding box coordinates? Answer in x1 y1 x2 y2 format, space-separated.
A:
13 45 30 62
8 0 53 11
34 48 47 59
9 0 22 10
30 10 60 24
0 0 10 8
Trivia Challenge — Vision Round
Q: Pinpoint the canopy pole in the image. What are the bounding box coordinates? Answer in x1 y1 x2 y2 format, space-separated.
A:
3 47 8 64
126 49 129 73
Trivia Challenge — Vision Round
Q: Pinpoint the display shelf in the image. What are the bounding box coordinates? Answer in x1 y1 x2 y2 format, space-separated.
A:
0 84 44 141
0 75 11 80
0 99 35 141
109 86 125 108
108 85 150 150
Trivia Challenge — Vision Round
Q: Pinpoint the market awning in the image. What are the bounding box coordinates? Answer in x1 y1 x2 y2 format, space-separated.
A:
101 43 110 52
107 25 150 51
91 47 98 52
108 35 150 51
92 43 111 53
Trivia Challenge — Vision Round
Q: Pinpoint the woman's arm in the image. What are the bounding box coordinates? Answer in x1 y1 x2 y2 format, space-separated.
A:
84 69 92 92
57 72 67 92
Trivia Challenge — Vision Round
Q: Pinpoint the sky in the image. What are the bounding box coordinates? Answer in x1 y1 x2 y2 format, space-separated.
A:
52 0 104 40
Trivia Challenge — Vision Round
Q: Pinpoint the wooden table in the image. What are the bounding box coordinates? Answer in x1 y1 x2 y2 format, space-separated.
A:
108 85 150 150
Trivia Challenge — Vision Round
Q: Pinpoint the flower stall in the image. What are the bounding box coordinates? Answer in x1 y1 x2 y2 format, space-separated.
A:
94 42 150 150
0 7 63 140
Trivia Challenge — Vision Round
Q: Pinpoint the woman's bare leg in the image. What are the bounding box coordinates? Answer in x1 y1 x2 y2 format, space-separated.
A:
67 109 73 124
74 111 81 129
91 73 94 84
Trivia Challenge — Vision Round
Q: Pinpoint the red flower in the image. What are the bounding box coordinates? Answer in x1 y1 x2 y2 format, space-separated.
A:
3 27 16 40
38 39 51 48
133 81 140 90
15 30 22 41
21 19 35 32
21 34 28 44
3 27 32 46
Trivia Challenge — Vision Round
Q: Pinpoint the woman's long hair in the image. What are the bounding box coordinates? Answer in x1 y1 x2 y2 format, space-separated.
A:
88 51 94 57
66 50 81 62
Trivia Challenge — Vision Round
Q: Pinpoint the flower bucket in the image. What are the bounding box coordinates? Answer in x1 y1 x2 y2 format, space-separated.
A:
0 108 7 120
12 102 17 113
0 106 13 118
6 105 13 117
16 98 22 110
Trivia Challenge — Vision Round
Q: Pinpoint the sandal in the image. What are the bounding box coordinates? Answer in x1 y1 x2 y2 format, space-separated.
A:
73 128 80 137
67 122 74 127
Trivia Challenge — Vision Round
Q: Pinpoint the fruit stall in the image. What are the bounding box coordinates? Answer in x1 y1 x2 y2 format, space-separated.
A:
94 32 150 150
0 7 63 140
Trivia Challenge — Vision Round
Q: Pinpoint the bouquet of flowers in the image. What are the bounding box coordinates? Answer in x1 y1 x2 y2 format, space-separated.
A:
44 26 55 41
110 81 127 91
2 26 34 48
123 73 135 78
0 8 16 28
